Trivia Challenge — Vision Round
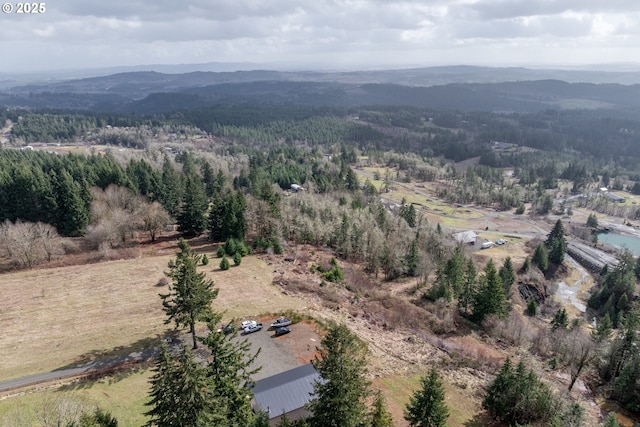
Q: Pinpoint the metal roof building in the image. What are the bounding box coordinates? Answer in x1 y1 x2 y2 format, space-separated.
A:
453 230 478 244
252 363 320 426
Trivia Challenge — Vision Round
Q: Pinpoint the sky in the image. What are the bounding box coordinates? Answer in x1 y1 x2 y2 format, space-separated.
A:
1 0 639 73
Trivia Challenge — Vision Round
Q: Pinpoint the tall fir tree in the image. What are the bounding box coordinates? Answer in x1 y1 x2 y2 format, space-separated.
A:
370 390 394 427
177 174 208 237
483 358 557 425
498 257 516 294
472 259 507 322
53 169 90 236
532 244 549 272
546 219 567 264
160 239 218 349
309 323 371 427
209 190 247 241
198 316 262 426
406 238 419 277
404 368 449 427
458 258 477 317
159 155 183 216
145 344 209 427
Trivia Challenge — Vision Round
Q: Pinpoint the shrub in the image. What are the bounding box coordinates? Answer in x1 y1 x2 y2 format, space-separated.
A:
224 238 238 256
224 237 249 256
233 252 242 266
526 299 538 317
202 254 209 266
220 256 230 271
322 258 344 283
270 237 283 254
216 246 225 258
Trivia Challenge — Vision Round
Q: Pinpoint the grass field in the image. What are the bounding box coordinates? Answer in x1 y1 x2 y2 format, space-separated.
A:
0 252 304 382
377 371 484 427
0 368 152 427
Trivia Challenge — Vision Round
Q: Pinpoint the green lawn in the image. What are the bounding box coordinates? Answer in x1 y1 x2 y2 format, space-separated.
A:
0 369 152 427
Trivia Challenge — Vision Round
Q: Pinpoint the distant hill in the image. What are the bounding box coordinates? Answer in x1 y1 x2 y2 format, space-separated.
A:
4 66 640 114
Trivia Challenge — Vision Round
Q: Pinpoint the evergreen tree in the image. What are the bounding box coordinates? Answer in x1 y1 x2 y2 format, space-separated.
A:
77 408 119 427
220 256 230 270
403 368 449 427
53 169 90 236
546 219 567 264
457 258 477 317
551 307 569 330
159 155 183 216
526 299 538 317
586 213 599 228
608 305 640 411
309 323 371 427
199 316 262 426
400 203 417 228
603 412 621 427
370 390 393 427
209 190 247 241
592 313 613 342
532 244 549 272
472 259 506 322
483 358 557 425
177 175 208 237
406 238 419 277
521 256 530 273
549 238 567 264
498 257 516 294
233 252 242 266
160 239 218 349
145 344 209 427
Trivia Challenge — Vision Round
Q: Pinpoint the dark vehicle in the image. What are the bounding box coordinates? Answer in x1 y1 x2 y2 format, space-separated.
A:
217 324 236 335
242 323 263 335
274 327 291 336
270 317 292 328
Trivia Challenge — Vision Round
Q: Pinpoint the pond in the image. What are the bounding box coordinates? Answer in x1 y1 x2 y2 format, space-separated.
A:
596 232 640 256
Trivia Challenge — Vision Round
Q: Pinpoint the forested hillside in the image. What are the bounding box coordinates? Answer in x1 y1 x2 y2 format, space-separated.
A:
2 75 640 426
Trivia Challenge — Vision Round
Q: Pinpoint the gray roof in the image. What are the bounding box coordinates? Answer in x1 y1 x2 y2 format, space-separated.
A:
453 230 478 243
252 363 320 417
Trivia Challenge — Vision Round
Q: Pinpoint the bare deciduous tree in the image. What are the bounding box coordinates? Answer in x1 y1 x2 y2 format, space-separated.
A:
0 220 66 267
89 185 142 247
140 201 171 242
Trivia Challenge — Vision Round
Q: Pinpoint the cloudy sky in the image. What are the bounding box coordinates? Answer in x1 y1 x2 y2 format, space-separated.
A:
1 0 639 72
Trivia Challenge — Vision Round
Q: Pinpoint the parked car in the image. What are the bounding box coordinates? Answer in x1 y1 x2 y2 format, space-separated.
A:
274 327 291 336
217 324 236 334
241 320 258 329
270 317 292 328
242 323 263 335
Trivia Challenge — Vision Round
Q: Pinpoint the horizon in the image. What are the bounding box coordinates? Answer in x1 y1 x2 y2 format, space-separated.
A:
2 1 640 74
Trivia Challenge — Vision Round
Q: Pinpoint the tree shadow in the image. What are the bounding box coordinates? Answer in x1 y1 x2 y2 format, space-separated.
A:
53 332 180 391
463 412 499 427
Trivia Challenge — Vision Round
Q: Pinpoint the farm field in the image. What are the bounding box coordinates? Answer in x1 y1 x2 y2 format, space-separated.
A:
0 249 305 383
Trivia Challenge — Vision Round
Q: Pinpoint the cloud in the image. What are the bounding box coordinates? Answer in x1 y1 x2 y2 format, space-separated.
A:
2 0 640 71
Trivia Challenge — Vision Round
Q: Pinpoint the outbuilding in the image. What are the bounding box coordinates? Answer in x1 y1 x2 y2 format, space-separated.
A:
252 363 321 426
453 230 478 245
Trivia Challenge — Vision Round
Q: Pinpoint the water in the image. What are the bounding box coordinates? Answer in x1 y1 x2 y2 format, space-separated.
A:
597 232 640 256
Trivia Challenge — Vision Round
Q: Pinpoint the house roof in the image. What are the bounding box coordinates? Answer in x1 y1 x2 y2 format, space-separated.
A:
605 192 625 201
252 363 320 418
453 230 478 244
